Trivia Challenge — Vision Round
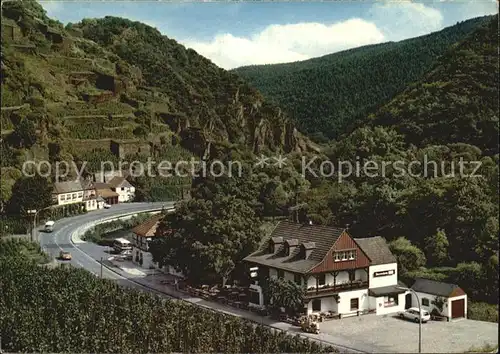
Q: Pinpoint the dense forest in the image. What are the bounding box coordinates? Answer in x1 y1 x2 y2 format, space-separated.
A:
0 3 498 348
233 16 493 142
152 16 499 320
0 239 336 353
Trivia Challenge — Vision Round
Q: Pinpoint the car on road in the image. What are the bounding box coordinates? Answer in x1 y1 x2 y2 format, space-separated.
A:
103 203 111 209
59 250 72 261
119 249 133 260
398 307 431 323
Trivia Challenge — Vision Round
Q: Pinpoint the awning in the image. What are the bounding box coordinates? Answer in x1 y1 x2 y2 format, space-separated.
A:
369 284 407 297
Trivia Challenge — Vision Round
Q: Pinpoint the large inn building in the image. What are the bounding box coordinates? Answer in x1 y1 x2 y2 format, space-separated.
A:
244 221 410 317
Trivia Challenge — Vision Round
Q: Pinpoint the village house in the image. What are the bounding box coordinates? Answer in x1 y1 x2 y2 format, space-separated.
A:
52 180 103 211
108 176 135 202
131 214 184 278
244 220 410 317
409 278 467 320
93 182 120 205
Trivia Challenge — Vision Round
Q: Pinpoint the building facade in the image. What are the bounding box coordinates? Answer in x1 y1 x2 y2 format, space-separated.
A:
108 176 135 202
244 221 409 317
53 180 102 211
131 214 184 278
410 278 467 320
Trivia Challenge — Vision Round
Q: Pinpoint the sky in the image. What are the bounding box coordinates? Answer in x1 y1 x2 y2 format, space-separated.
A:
39 0 498 69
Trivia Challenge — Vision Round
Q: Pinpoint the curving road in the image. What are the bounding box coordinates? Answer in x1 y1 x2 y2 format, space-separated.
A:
38 202 175 290
37 201 366 353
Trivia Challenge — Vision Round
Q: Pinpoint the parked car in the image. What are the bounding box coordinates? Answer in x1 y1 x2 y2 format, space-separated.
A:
103 203 111 209
398 308 431 323
59 250 72 261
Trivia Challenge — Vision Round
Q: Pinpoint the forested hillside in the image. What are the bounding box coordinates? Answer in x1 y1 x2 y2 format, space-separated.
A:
0 0 314 212
152 16 498 318
233 16 493 142
370 17 498 155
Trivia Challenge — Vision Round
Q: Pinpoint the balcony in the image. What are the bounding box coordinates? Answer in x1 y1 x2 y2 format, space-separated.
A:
305 280 369 298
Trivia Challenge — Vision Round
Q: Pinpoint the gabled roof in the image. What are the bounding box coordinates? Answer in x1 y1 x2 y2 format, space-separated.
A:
244 220 346 273
132 214 163 237
53 180 83 194
411 278 466 298
354 237 397 265
93 182 111 190
98 189 120 198
108 176 133 189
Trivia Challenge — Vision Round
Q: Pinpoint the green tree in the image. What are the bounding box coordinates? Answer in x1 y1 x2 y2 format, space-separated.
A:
389 237 427 275
150 195 264 285
7 175 53 216
424 228 449 266
262 277 305 315
11 119 37 149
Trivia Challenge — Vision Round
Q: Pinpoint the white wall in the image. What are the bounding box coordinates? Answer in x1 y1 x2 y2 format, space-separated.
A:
369 263 398 288
116 186 135 202
411 292 468 318
337 289 370 316
86 199 98 211
56 192 84 205
307 296 338 314
374 292 407 315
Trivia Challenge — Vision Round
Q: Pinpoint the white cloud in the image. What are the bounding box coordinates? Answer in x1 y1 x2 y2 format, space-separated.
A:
368 2 444 41
182 19 385 69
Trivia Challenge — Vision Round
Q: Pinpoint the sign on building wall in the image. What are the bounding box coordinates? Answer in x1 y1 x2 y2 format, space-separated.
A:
374 269 395 277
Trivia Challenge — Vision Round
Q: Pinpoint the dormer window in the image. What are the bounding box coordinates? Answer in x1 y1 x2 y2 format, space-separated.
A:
284 239 299 256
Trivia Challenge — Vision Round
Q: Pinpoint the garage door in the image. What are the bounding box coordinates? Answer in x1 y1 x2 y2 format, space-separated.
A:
451 298 465 318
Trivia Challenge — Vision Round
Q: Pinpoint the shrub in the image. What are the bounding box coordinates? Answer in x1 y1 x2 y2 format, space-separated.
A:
468 301 498 323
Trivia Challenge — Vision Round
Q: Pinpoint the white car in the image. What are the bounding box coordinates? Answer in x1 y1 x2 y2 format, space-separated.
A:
398 308 431 323
103 203 111 209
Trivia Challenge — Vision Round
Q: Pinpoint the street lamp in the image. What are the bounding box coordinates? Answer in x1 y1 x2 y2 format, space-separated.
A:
27 209 37 242
397 286 422 353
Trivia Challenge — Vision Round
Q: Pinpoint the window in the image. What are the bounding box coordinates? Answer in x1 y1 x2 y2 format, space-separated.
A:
384 295 398 307
318 274 326 286
334 252 341 262
72 193 77 199
341 251 347 261
78 192 83 198
348 250 356 260
60 195 65 201
294 274 302 285
350 298 359 311
312 299 321 312
349 271 355 282
277 269 284 279
421 298 430 306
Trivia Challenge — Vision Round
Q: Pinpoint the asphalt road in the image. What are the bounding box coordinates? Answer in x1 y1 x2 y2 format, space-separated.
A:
36 201 365 353
38 202 175 291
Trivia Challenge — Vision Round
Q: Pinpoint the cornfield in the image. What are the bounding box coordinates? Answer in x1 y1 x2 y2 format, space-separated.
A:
0 253 337 353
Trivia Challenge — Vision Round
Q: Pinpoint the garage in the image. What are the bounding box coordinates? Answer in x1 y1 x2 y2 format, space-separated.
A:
451 298 465 318
410 278 468 321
